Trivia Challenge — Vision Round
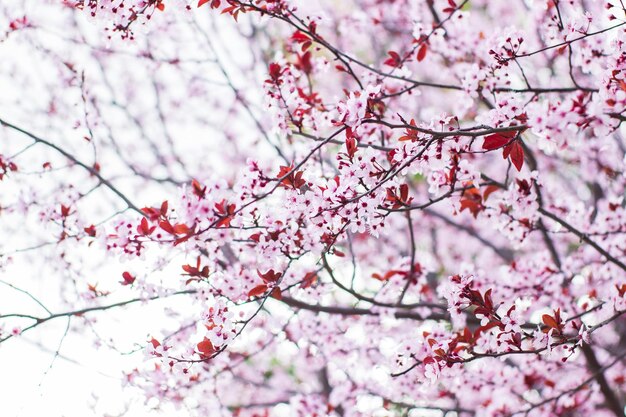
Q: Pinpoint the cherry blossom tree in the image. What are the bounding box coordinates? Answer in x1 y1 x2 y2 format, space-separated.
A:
1 0 626 415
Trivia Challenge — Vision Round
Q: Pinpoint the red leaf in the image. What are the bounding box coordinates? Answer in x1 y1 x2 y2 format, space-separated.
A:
60 204 71 217
191 179 206 199
141 207 160 221
482 185 500 201
277 164 306 189
460 196 483 218
398 119 419 142
484 289 494 310
417 43 428 62
182 264 197 274
291 31 311 51
258 269 282 284
137 217 155 236
507 141 524 171
150 337 161 349
173 223 191 235
345 128 358 159
423 356 435 364
248 284 268 298
84 225 97 237
182 258 209 278
159 220 176 234
270 287 282 300
300 272 318 289
197 337 215 357
268 62 282 82
121 271 135 286
542 314 559 330
399 184 409 202
291 31 310 43
482 134 510 151
383 51 402 67
174 235 193 246
295 51 313 74
372 270 404 281
214 199 236 227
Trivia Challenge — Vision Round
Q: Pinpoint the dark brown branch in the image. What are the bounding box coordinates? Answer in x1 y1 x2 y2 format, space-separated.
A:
580 344 624 417
538 207 626 272
0 118 145 215
0 290 196 343
280 295 449 321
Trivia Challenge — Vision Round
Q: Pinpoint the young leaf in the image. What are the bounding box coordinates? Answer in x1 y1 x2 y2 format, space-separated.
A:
482 134 510 151
121 272 135 286
248 284 268 298
417 44 428 62
507 141 524 171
